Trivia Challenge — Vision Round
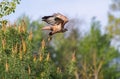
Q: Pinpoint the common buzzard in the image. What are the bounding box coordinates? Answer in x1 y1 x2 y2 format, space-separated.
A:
42 13 69 36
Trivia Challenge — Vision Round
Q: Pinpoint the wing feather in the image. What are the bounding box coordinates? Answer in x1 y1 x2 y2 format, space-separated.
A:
42 16 56 25
54 13 68 24
42 13 68 27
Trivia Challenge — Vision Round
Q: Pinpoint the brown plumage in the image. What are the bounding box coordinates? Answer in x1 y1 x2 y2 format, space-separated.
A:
42 13 69 36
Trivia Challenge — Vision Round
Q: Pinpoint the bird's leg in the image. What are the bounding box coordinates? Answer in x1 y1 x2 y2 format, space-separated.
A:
48 34 52 41
48 31 57 41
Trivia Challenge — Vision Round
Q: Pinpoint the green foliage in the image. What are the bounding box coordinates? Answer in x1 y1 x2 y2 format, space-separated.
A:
0 17 119 79
0 21 77 79
0 22 30 78
78 19 120 79
0 0 20 18
0 0 21 26
107 14 120 36
105 0 120 78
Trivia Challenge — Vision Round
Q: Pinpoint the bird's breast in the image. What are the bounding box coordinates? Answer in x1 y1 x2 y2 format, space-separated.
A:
56 24 62 30
52 24 61 32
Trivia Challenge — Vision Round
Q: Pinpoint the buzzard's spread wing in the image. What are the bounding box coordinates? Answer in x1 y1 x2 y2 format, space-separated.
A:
42 16 56 25
54 13 68 24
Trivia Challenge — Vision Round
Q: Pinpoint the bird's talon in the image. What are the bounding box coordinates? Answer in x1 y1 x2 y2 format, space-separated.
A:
48 36 52 41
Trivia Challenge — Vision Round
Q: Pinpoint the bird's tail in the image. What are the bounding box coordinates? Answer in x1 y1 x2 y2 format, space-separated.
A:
42 26 52 30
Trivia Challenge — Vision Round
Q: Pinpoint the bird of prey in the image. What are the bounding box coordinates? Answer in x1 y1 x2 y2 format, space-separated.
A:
42 13 69 36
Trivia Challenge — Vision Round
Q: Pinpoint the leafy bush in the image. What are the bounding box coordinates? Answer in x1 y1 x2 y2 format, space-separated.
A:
0 21 77 79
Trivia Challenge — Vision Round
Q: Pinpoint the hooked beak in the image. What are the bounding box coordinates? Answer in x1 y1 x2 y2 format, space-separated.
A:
64 28 68 31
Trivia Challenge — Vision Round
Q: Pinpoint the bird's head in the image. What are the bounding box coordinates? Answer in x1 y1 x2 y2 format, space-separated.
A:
62 28 68 32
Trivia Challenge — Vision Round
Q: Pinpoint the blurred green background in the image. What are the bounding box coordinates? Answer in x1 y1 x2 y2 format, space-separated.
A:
0 0 120 79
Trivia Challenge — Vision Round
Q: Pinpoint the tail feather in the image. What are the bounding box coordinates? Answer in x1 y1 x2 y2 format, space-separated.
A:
42 26 52 30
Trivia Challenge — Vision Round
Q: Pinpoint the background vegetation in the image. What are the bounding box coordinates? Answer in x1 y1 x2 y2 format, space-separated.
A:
0 0 120 79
